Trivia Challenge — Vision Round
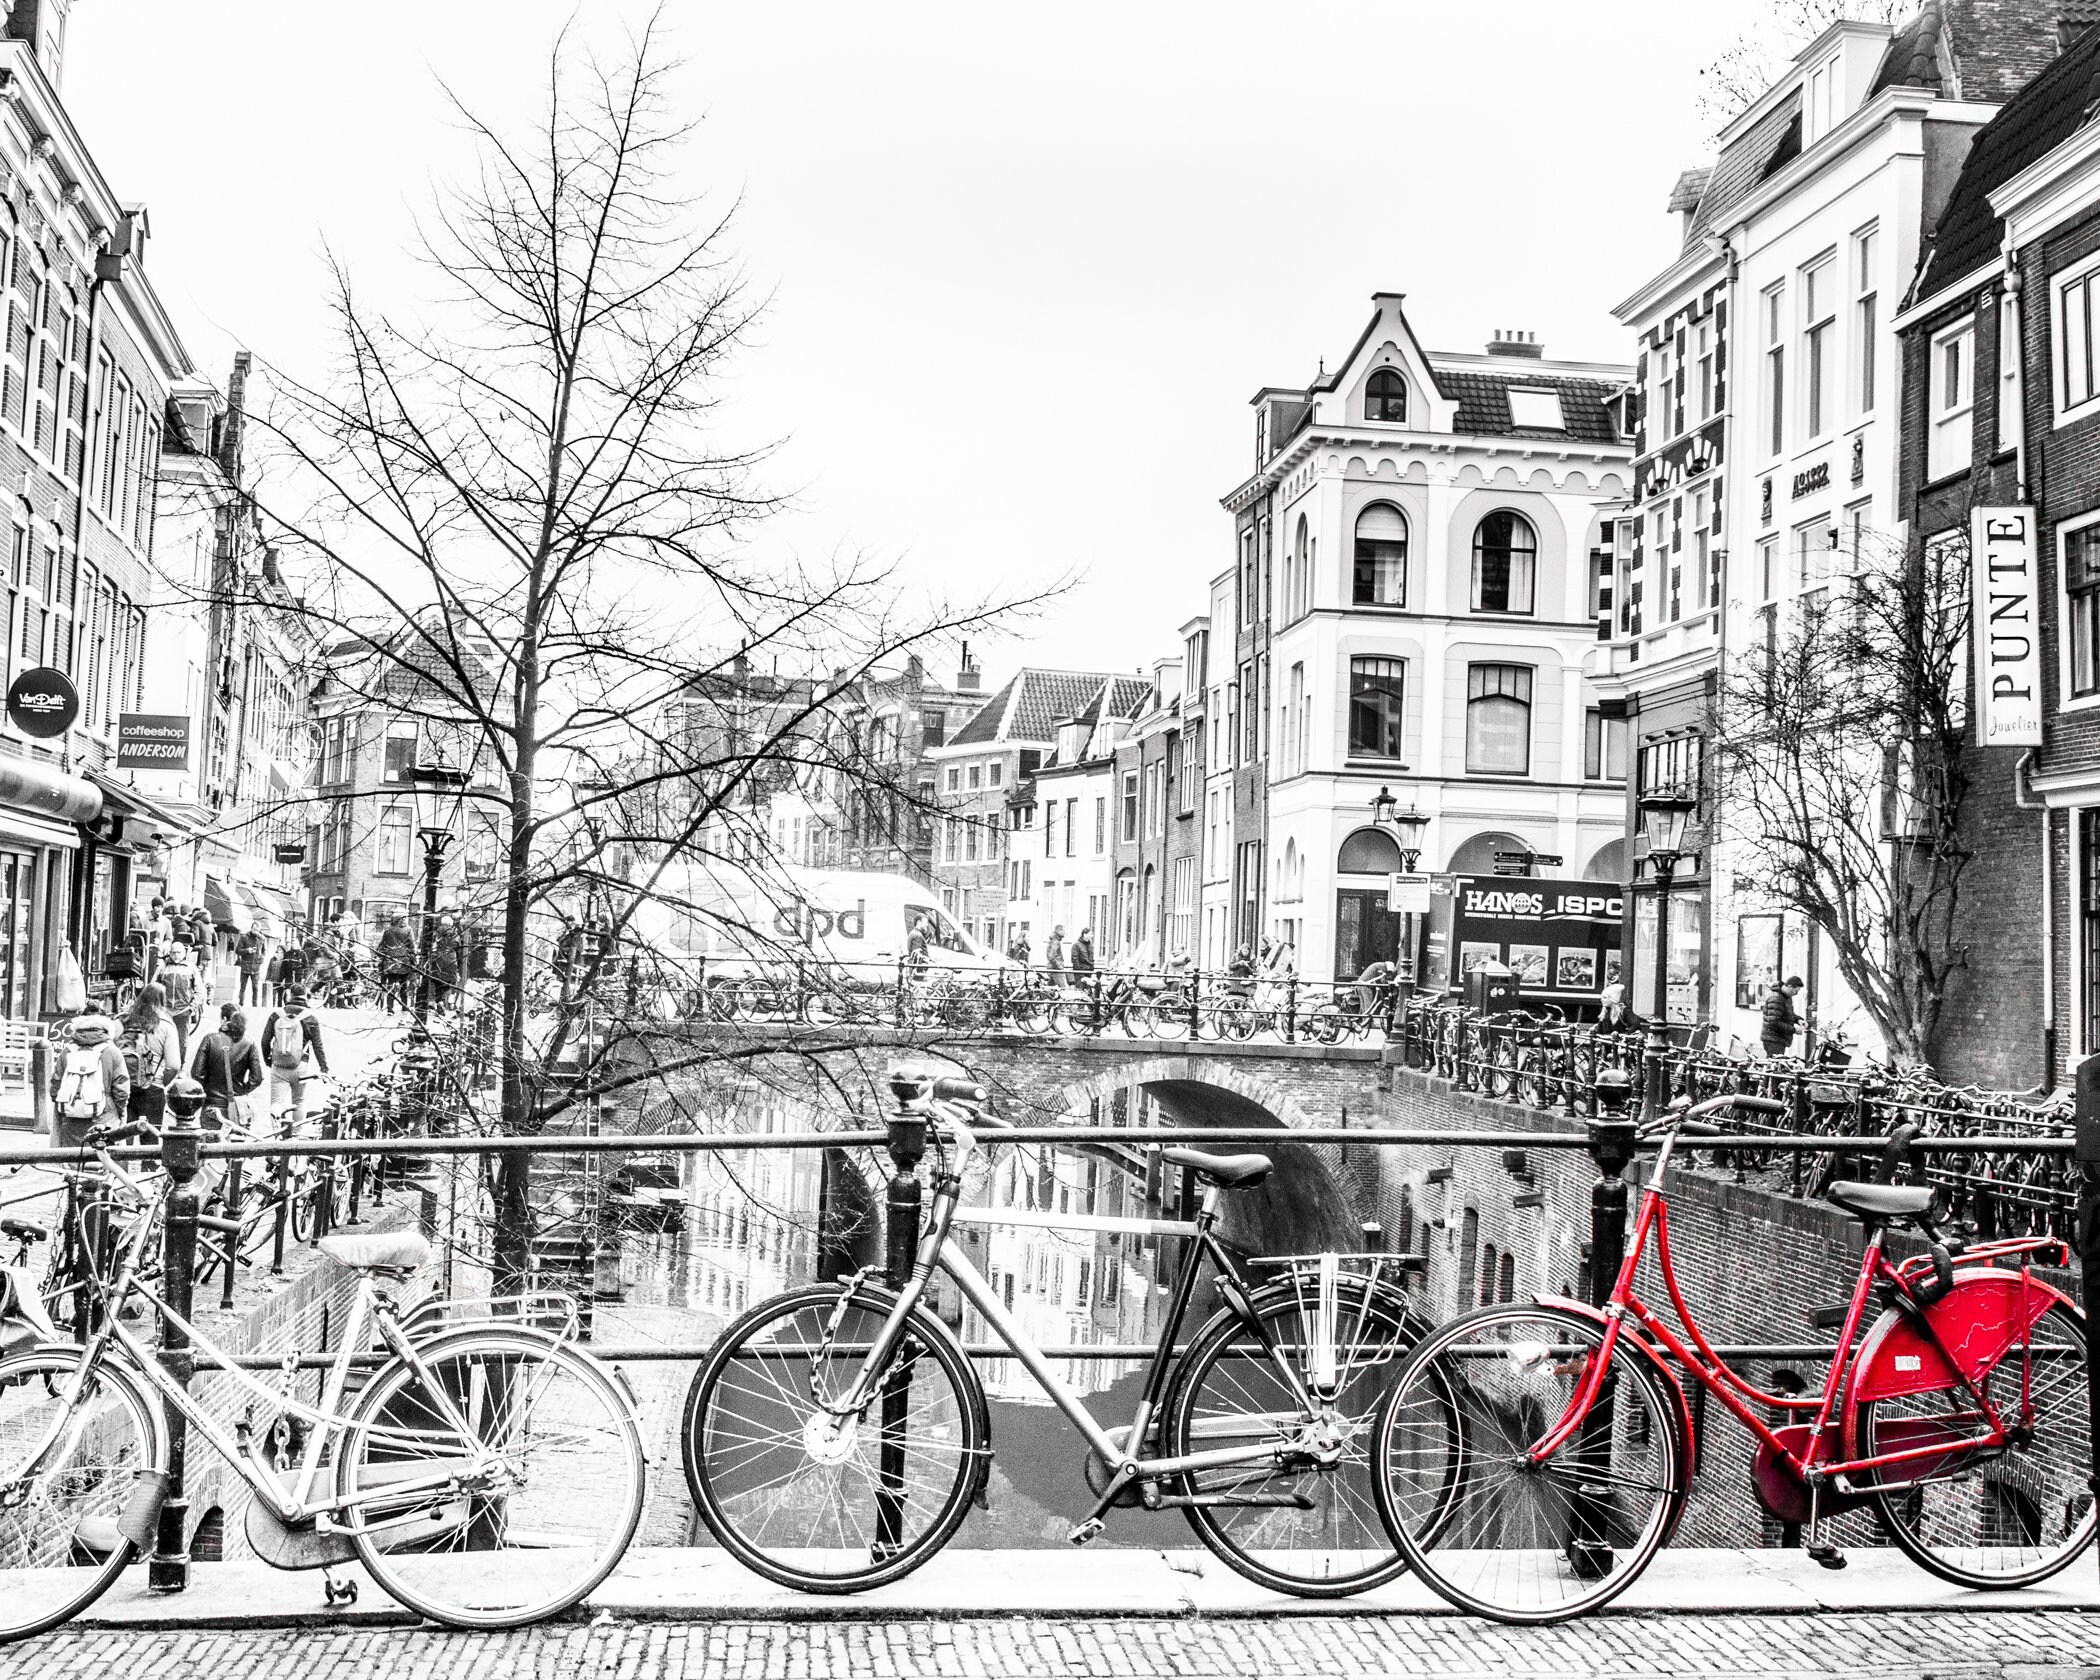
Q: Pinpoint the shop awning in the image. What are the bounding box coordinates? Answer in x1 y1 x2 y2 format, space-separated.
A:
238 882 293 941
84 772 204 849
0 752 101 850
204 875 250 932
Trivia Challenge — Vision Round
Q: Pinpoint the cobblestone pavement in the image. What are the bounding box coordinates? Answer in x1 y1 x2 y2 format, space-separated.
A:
5 1612 2100 1678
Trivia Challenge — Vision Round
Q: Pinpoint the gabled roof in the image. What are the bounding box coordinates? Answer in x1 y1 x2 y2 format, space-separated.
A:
1914 20 2100 298
946 669 1151 748
1684 90 1802 246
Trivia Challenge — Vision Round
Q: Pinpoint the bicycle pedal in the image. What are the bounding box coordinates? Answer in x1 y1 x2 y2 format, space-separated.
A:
1807 1544 1846 1571
1067 1517 1105 1547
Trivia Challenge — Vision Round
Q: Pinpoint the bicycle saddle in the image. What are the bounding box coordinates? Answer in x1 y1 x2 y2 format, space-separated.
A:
1824 1181 1933 1221
1 1217 45 1241
1161 1147 1272 1189
319 1233 431 1273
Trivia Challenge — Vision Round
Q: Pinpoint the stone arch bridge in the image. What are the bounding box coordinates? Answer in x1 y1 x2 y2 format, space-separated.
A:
655 1026 1396 1253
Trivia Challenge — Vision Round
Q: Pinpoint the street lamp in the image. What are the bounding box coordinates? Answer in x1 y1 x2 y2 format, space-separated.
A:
1372 788 1432 1034
410 762 472 1022
1636 788 1698 1121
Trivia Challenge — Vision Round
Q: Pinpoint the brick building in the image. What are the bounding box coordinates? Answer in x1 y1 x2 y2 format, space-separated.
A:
1896 24 2100 1085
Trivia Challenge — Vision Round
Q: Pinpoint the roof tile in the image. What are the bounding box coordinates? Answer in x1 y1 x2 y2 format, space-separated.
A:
1431 368 1625 444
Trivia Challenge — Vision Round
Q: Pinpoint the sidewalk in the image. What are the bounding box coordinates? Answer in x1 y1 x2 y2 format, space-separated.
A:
50 1545 2100 1630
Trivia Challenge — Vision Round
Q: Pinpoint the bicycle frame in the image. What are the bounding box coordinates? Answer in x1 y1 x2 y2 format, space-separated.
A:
1533 1123 2058 1494
830 1123 1337 1494
22 1178 507 1538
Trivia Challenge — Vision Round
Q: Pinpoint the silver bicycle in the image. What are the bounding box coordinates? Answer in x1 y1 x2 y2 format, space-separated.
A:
0 1125 647 1641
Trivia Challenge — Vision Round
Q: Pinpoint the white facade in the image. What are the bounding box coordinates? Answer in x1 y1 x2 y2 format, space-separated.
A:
1200 567 1236 968
1704 26 1997 1054
1235 295 1631 982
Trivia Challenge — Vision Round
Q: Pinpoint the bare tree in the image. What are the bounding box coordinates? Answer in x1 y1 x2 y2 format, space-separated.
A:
224 15 1044 1286
1710 528 1972 1062
1697 0 1910 132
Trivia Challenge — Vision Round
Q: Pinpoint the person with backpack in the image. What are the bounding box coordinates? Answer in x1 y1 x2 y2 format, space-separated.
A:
49 1009 130 1149
116 984 181 1129
191 1004 266 1138
236 927 267 1007
261 987 330 1131
276 939 307 1006
157 943 199 1061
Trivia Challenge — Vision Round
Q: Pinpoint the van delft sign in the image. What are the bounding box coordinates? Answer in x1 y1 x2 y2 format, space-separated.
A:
1972 507 2043 748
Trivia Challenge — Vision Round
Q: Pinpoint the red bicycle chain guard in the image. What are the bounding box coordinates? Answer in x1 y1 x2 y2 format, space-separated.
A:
1753 1417 1973 1525
1849 1268 2070 1406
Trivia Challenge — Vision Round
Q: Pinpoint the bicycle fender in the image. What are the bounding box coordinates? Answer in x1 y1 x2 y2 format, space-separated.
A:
1843 1267 2076 1434
1534 1295 1698 1544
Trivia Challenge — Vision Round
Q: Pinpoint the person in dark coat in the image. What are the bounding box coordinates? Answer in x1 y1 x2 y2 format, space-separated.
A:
1069 927 1096 978
190 1005 266 1136
1760 976 1805 1058
427 911 465 1011
377 915 417 1013
236 927 267 1007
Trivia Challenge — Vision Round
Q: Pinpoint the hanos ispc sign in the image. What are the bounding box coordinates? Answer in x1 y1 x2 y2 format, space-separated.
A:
116 713 191 770
5 666 77 739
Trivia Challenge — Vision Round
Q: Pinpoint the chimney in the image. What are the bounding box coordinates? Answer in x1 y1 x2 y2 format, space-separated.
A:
1486 329 1545 359
957 640 981 693
905 652 924 684
217 350 251 487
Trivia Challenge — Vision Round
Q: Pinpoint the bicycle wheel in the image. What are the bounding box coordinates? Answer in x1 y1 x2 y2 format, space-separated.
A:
337 1328 644 1629
0 1345 165 1644
1864 1297 2095 1589
1375 1303 1687 1624
1166 1276 1425 1597
683 1281 985 1593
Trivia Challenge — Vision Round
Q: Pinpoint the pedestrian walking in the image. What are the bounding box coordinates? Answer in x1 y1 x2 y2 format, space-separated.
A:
157 943 198 1061
261 988 330 1131
428 910 465 1010
1760 975 1805 1059
377 914 416 1013
115 984 181 1129
1044 925 1066 984
1069 926 1095 980
236 926 267 1007
190 1004 266 1138
49 1008 130 1149
276 938 307 1006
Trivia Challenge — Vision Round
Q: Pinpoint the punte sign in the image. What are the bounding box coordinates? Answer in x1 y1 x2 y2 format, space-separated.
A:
1971 507 2043 748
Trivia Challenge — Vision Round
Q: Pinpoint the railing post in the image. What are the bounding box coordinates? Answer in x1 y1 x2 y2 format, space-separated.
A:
270 1138 290 1276
2074 1054 2100 1593
217 1152 243 1312
1188 966 1201 1037
1088 970 1102 1037
877 1070 931 1557
150 1085 206 1594
1284 972 1298 1044
1570 1063 1638 1581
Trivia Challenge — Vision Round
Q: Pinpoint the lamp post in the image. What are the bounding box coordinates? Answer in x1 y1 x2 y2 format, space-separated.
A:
1636 789 1697 1122
1372 787 1431 1038
410 763 472 1023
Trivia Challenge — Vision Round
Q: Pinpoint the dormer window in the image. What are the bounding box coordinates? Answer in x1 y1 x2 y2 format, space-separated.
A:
1804 54 1841 144
1365 368 1408 423
1507 388 1565 430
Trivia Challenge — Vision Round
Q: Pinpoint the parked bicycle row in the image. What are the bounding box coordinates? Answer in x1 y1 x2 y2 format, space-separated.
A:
3 1068 2090 1638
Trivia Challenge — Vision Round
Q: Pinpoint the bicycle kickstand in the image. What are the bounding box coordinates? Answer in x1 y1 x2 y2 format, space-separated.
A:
322 1566 359 1607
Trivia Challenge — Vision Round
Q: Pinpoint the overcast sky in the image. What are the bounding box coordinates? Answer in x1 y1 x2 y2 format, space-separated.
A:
69 0 1779 682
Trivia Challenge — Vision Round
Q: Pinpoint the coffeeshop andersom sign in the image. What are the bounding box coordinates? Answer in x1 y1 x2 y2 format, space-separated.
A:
116 713 192 770
1972 507 2044 748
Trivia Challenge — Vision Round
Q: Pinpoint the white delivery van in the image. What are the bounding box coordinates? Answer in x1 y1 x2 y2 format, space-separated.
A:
630 864 1010 989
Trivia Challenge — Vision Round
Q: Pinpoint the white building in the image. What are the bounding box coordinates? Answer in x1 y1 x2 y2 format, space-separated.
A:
1663 13 2024 1058
1232 294 1633 983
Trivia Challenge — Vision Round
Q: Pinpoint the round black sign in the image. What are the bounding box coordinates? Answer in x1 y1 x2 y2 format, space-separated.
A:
6 666 77 739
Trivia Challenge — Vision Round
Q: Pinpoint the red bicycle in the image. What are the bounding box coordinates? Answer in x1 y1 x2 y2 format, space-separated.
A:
1373 1092 2094 1622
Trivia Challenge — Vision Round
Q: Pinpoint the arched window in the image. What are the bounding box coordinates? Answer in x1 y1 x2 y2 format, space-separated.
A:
1584 838 1627 883
1366 367 1408 423
1471 510 1538 615
1465 664 1533 776
1497 1250 1516 1303
1480 1243 1499 1307
1353 504 1407 607
1337 827 1403 874
1291 515 1310 621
